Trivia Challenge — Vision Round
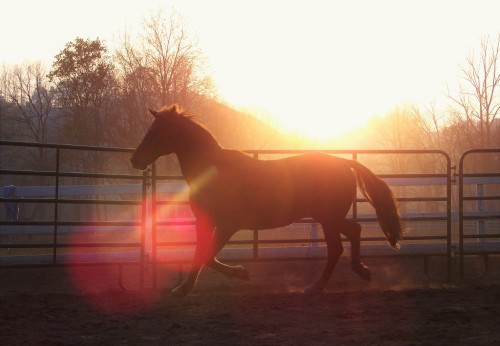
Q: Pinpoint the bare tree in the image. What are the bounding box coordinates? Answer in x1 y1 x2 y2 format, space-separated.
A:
116 10 213 106
114 9 214 147
0 62 58 177
0 62 55 144
140 10 213 106
114 32 159 144
370 105 426 150
447 34 500 148
410 102 445 150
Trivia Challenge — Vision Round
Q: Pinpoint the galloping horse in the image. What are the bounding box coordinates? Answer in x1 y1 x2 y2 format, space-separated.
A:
131 104 402 296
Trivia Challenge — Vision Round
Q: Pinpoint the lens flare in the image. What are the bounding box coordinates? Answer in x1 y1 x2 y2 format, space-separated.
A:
65 223 160 314
154 167 218 273
65 166 220 309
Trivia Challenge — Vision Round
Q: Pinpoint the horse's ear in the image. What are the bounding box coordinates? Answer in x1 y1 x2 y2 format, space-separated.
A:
148 108 159 118
171 104 183 115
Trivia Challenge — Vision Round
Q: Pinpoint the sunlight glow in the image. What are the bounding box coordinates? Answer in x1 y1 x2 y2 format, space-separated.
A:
3 0 500 141
188 0 484 141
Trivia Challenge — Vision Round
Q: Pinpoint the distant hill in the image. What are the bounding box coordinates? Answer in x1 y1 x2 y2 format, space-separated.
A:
186 97 291 150
185 97 378 151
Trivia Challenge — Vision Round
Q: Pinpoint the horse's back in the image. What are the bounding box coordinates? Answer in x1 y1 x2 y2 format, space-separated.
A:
281 153 357 217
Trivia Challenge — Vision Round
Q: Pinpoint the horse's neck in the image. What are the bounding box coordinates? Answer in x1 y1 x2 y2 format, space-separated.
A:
175 142 222 185
173 120 222 185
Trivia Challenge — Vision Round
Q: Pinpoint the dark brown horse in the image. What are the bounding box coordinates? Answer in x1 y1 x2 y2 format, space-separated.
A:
131 104 402 296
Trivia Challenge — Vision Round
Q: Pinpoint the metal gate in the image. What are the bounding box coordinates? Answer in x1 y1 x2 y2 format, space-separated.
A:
0 141 149 289
458 149 500 277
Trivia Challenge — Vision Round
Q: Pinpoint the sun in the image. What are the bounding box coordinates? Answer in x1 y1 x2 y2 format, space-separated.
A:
269 104 371 141
207 40 390 142
216 81 380 142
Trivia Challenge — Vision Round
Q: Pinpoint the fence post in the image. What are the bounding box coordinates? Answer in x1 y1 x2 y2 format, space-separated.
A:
310 222 319 253
476 183 485 243
151 164 157 288
253 153 259 259
53 148 60 265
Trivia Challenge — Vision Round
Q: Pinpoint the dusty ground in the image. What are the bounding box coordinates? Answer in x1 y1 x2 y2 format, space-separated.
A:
1 257 500 345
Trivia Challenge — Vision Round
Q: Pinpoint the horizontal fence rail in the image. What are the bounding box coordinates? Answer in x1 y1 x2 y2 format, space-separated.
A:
1 140 499 288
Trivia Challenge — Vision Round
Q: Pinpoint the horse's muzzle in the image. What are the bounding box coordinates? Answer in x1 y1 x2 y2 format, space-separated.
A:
130 154 148 171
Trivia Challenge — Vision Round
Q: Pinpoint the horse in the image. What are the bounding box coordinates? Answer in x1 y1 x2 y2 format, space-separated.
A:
130 104 403 296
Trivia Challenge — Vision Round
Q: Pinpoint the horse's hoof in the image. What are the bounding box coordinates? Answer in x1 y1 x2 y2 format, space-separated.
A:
352 263 371 282
303 284 325 295
234 265 250 281
170 285 193 297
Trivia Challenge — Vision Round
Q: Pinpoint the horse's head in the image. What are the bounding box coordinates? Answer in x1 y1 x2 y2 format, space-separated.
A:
130 105 183 170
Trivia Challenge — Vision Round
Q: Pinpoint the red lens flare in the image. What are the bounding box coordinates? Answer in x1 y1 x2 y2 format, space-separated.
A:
153 199 196 273
153 197 219 286
65 225 160 315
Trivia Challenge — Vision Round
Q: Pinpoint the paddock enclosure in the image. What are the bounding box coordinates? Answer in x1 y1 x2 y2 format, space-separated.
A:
1 141 499 287
1 141 500 345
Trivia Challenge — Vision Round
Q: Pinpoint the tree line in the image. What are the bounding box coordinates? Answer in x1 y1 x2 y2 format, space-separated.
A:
0 11 214 150
1 9 499 169
350 35 500 171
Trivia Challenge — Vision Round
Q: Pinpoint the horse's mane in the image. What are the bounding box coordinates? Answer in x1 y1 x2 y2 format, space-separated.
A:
160 104 185 115
160 104 221 150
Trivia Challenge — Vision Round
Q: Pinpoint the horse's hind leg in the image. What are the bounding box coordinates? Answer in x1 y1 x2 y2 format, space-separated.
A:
304 223 343 294
341 220 371 281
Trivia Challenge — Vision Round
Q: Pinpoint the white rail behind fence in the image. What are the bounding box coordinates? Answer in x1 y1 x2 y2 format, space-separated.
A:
2 177 480 265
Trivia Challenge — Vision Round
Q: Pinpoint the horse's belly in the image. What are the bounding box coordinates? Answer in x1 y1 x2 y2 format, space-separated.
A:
193 155 357 230
237 212 302 231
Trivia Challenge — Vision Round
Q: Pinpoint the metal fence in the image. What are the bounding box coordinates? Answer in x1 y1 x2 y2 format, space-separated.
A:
1 140 498 288
0 141 149 288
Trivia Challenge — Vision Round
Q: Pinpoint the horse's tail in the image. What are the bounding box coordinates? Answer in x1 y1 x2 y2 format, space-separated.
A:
348 160 403 249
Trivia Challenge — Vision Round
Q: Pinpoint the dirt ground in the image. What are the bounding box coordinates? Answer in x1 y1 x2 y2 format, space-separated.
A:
1 257 500 345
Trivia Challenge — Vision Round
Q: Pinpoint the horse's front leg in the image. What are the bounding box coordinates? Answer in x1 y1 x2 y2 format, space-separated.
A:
170 217 214 297
207 227 249 280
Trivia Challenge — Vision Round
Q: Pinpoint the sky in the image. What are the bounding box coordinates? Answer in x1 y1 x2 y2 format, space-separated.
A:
2 0 500 140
